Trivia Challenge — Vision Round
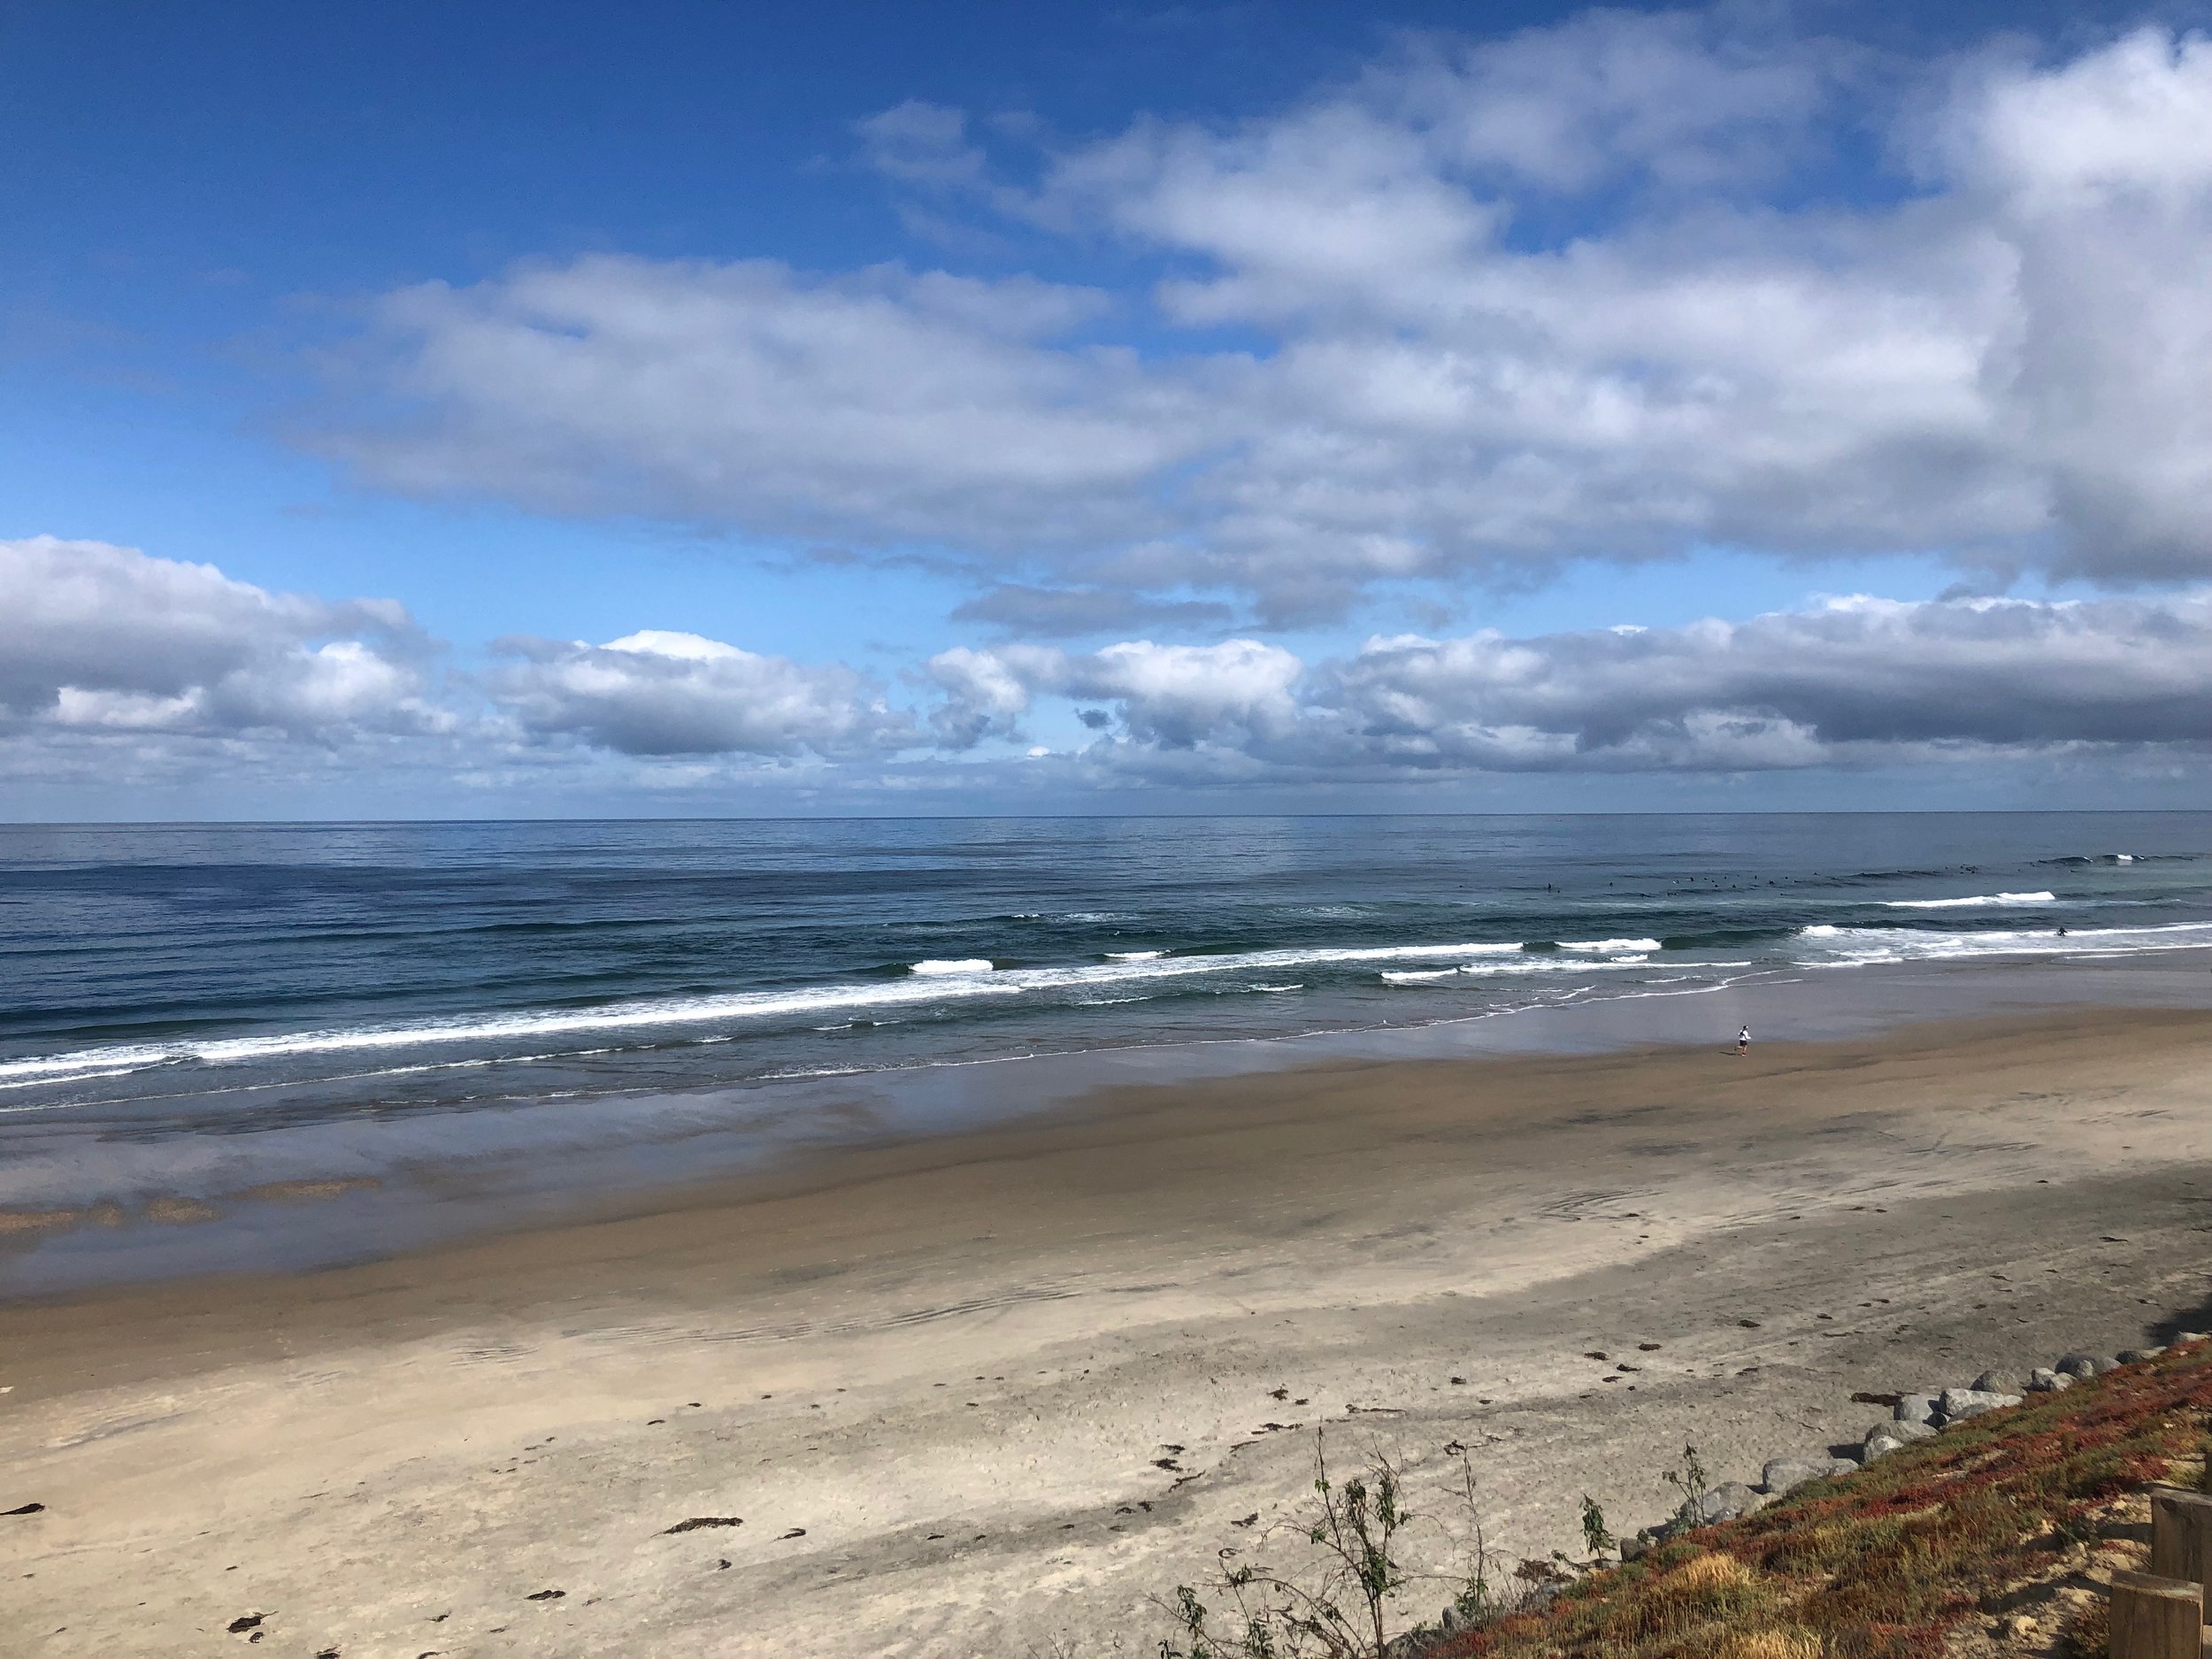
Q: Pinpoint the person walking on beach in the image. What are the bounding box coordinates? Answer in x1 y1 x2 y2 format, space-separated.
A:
1736 1025 1750 1056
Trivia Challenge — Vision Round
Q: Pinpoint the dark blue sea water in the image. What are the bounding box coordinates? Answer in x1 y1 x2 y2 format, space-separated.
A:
4 812 2210 1287
4 812 2209 1122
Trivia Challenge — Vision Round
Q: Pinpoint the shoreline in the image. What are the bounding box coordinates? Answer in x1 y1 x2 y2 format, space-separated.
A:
8 1005 2212 1655
9 948 2212 1297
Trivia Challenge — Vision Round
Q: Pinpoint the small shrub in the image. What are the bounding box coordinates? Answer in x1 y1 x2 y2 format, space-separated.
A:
1579 1494 1614 1559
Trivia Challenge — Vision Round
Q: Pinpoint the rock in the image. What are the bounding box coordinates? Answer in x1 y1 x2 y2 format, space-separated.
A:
1763 1455 1855 1494
2056 1353 2115 1379
2117 1347 2166 1364
1763 1457 1832 1496
2177 1332 2209 1345
1937 1387 2022 1422
2026 1368 2073 1393
1970 1371 2008 1393
1694 1482 1763 1524
1886 1418 1936 1442
1863 1431 1908 1461
1894 1394 1937 1425
1621 1531 1654 1562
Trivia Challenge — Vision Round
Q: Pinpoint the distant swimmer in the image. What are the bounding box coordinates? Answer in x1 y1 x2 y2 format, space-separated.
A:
2056 926 2067 937
1736 1025 1750 1056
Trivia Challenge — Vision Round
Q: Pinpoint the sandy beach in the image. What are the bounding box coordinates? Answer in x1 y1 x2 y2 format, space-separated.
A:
9 1006 2212 1656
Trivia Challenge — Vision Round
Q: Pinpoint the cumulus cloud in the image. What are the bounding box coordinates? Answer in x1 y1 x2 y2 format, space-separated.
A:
311 17 2212 615
0 536 441 740
491 629 915 758
1939 28 2212 582
937 593 2212 776
931 638 1303 749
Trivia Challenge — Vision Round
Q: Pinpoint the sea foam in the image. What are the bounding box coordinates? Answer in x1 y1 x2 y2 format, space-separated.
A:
1880 892 2056 909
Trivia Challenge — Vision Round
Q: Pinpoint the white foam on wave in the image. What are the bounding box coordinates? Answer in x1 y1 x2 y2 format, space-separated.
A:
1386 956 1720 985
1559 937 1663 952
1881 891 2056 909
1105 950 1164 962
1455 957 1667 979
0 936 1548 1086
1794 918 2212 965
19 913 2208 1092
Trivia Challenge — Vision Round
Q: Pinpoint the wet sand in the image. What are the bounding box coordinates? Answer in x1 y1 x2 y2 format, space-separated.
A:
7 1008 2212 1656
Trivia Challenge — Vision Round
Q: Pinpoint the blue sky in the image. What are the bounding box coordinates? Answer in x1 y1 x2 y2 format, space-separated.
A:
4 1 2211 817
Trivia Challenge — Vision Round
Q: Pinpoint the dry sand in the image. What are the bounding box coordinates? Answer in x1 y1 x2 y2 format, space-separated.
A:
7 1008 2212 1657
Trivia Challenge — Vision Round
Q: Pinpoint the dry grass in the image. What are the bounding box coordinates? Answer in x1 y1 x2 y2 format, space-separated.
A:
1673 1553 1755 1594
1428 1340 2212 1659
1716 1632 1822 1659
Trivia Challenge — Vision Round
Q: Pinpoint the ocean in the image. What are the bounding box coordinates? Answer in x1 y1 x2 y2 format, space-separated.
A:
4 812 2210 1286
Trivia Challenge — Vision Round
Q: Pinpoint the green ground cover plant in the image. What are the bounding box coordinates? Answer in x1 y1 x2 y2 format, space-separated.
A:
1430 1342 2212 1659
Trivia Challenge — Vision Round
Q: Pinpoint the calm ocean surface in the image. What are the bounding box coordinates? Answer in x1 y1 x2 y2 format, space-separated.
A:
4 812 2210 1286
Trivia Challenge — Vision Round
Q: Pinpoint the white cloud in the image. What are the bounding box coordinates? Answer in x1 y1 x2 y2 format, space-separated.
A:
1939 27 2212 582
855 100 990 188
3 539 2209 803
303 17 2212 618
0 536 440 740
1399 10 1845 192
327 256 1217 555
928 637 1302 749
938 592 2212 777
491 629 915 757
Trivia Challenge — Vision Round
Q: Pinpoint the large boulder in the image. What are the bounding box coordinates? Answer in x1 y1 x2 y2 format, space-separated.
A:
1894 1394 1938 1425
1970 1371 2010 1393
1885 1418 1936 1442
2026 1368 2072 1394
2117 1348 2166 1365
2056 1353 2116 1379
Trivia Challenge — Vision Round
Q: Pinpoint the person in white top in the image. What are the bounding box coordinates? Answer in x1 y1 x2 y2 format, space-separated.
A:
1736 1025 1750 1056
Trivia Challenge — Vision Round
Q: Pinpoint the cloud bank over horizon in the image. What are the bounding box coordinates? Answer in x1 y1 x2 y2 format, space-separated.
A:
7 537 2209 807
315 18 2212 622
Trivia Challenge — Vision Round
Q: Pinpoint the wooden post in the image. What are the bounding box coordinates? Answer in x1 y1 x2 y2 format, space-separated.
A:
2152 1488 2212 1620
2110 1569 2201 1658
